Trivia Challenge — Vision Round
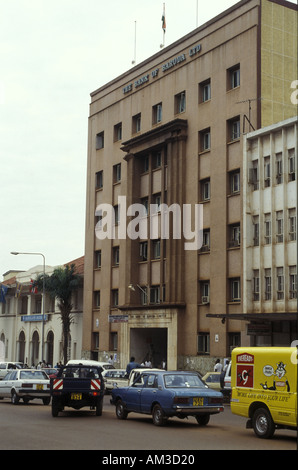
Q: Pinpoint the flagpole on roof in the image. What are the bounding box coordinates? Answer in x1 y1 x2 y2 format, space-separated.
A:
132 20 137 64
160 3 166 48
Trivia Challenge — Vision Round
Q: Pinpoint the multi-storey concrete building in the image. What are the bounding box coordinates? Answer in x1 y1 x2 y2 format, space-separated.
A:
243 116 297 345
83 0 297 372
0 257 84 366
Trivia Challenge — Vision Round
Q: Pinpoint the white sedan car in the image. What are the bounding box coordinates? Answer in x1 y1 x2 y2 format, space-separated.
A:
0 369 51 405
102 369 128 393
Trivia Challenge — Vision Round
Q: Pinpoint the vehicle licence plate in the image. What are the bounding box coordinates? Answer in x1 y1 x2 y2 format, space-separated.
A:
193 397 204 406
71 393 82 400
36 384 44 391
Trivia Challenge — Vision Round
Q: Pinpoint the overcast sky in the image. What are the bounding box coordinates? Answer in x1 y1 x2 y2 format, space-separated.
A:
0 0 296 279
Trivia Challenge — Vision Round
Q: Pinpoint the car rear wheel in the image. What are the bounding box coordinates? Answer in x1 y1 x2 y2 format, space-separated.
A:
152 404 167 426
116 400 128 420
252 407 275 439
195 414 210 426
51 399 60 417
96 397 103 416
11 390 19 405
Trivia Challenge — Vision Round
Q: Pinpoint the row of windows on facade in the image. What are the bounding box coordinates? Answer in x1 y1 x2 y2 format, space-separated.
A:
95 115 241 152
95 167 240 206
252 209 296 245
249 148 296 188
252 266 297 301
93 262 297 307
93 285 165 308
199 266 297 305
1 292 79 315
95 65 241 150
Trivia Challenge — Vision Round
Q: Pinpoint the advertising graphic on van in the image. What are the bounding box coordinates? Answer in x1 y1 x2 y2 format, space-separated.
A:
260 362 290 392
231 347 297 439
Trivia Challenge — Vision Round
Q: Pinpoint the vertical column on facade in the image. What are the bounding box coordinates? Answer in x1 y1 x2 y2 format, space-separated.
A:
123 152 140 306
165 130 187 304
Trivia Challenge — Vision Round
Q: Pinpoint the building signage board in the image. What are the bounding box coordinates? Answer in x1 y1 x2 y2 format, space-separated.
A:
21 314 48 322
108 314 128 323
123 44 202 94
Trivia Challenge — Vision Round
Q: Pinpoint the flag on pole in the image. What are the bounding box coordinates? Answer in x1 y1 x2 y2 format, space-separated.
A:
0 284 8 303
15 282 23 298
161 3 166 32
30 279 38 294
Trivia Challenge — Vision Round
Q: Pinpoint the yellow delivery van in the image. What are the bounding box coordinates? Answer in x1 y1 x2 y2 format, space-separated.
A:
230 347 297 439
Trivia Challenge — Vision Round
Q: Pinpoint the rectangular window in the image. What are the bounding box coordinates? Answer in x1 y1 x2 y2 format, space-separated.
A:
152 103 162 124
95 170 103 190
227 64 240 90
153 151 162 169
114 123 122 142
276 267 284 300
264 213 271 244
175 91 186 114
200 281 210 304
94 291 100 308
288 148 296 181
113 163 121 183
132 113 141 133
289 266 297 299
228 117 240 142
200 229 210 252
264 156 271 187
199 128 211 152
112 246 120 266
140 241 148 261
249 160 259 190
112 289 119 307
150 286 160 304
276 152 283 184
96 132 104 150
265 268 271 300
276 210 283 243
199 79 211 103
253 216 259 246
289 208 296 241
200 179 210 201
253 270 260 301
230 170 240 194
197 333 210 354
229 223 240 248
95 250 101 269
230 278 241 302
152 239 161 259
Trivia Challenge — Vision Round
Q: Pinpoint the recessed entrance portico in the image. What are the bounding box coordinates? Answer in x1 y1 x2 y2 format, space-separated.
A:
119 306 180 370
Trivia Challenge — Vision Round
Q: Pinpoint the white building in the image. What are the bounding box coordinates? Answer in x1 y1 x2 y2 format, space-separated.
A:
0 257 84 366
243 116 297 345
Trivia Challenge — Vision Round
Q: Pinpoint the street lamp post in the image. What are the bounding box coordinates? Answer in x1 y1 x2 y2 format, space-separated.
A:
11 251 46 362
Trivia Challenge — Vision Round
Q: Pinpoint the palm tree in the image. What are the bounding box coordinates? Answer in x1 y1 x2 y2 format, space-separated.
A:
35 264 80 364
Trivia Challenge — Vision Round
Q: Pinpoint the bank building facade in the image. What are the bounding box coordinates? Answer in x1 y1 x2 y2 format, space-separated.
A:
82 0 297 372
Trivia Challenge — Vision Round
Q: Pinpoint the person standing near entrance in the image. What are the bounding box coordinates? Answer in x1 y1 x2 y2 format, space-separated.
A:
126 356 140 376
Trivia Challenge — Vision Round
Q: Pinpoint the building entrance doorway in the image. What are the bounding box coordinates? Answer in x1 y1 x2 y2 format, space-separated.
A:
130 328 167 369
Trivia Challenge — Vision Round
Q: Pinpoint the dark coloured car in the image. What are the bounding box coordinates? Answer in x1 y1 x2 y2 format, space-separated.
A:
50 365 105 417
111 370 224 426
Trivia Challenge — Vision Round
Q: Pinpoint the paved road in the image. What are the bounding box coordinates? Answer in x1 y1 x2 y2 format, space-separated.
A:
0 395 296 451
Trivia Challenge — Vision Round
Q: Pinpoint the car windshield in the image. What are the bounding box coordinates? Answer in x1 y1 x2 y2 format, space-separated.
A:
164 374 206 388
20 371 48 380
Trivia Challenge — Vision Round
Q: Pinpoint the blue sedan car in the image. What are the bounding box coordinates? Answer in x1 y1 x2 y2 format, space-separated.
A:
111 370 224 426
